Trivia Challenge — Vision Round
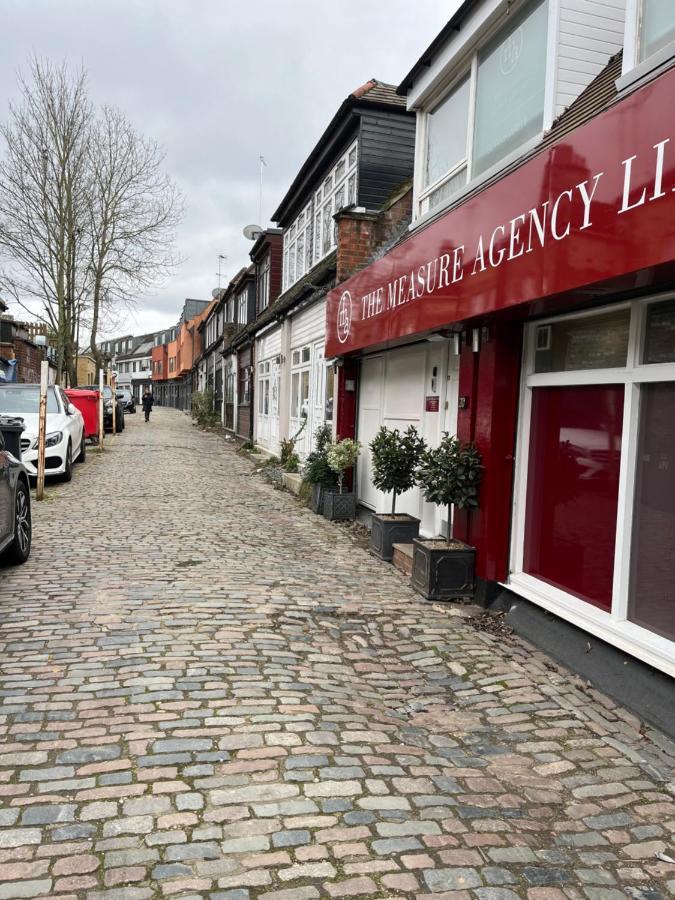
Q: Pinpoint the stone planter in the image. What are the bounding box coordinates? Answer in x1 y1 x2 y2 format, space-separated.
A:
370 513 420 562
411 538 476 601
322 490 357 521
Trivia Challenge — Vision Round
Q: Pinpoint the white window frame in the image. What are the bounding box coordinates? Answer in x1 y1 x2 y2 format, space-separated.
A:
509 295 675 676
237 291 247 326
621 0 675 80
415 0 551 220
282 139 359 293
258 252 270 311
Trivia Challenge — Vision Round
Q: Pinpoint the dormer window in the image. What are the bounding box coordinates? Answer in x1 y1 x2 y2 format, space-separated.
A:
282 139 358 292
418 0 548 216
639 0 675 61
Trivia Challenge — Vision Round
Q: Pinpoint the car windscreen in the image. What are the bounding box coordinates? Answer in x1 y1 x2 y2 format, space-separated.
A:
0 386 59 414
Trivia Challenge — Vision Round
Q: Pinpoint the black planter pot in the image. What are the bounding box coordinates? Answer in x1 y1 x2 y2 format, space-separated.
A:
322 490 357 521
310 483 328 514
411 538 476 601
370 513 420 562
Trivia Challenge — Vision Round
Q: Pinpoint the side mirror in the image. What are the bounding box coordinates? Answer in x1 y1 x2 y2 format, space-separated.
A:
67 403 77 416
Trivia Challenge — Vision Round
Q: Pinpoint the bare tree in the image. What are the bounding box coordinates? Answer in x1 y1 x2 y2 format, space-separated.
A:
0 58 182 384
0 58 91 384
86 106 181 372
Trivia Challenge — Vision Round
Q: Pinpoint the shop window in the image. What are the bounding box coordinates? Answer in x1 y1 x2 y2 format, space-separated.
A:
628 382 675 640
534 308 631 373
639 0 675 61
643 298 675 364
524 385 624 610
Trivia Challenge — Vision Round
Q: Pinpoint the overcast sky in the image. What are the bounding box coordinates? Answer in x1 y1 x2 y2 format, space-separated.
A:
1 0 453 339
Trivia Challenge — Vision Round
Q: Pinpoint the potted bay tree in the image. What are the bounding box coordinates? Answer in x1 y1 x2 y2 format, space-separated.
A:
304 424 336 514
412 433 482 601
369 425 426 561
323 437 361 520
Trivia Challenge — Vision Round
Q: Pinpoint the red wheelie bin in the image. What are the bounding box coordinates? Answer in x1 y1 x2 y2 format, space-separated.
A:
65 389 100 443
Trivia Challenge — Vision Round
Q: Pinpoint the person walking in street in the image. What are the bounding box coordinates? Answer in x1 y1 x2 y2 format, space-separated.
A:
142 389 154 422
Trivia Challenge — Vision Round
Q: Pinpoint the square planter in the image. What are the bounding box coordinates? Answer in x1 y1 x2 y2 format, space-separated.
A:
322 490 356 521
370 513 420 562
310 483 334 514
411 537 476 601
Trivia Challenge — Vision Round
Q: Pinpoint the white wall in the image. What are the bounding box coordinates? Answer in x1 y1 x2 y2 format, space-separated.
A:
290 299 325 349
555 0 626 117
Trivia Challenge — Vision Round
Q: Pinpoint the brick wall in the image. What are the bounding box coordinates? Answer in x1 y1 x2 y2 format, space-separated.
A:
0 337 43 383
335 185 413 283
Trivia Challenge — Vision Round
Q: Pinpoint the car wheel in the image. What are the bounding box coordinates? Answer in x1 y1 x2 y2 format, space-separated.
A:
77 434 86 463
63 441 73 482
3 480 31 564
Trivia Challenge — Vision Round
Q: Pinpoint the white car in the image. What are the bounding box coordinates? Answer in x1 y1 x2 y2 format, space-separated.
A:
0 384 86 481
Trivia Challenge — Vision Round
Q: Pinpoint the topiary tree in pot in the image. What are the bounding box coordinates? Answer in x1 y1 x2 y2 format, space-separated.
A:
412 432 482 601
369 425 426 561
303 424 337 513
323 437 361 520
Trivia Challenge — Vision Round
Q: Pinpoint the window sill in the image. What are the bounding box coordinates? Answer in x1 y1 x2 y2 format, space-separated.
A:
616 41 675 94
411 134 543 234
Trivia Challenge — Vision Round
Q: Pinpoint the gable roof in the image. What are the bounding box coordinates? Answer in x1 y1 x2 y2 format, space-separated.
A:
272 79 411 225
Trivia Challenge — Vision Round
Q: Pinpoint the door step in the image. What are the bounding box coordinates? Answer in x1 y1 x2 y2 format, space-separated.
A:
392 542 414 577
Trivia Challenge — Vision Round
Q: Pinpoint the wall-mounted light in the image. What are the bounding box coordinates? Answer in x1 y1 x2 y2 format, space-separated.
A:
452 333 461 355
472 328 481 353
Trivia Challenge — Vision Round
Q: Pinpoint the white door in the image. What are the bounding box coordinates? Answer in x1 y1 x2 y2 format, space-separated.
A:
356 342 459 537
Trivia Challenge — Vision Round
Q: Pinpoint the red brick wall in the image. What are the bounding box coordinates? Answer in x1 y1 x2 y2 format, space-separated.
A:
336 187 413 283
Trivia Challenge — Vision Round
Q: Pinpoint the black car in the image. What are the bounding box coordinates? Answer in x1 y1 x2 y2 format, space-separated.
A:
0 417 31 565
75 385 125 433
116 389 136 414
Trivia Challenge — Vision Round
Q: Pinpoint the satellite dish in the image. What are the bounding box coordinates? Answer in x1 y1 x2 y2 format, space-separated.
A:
211 288 222 299
243 224 263 241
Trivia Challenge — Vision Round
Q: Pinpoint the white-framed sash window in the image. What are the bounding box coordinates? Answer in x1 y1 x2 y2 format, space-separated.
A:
510 295 675 676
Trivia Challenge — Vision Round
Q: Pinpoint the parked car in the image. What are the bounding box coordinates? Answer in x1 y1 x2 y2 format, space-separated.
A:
0 384 86 482
116 389 136 414
75 384 125 433
0 419 31 564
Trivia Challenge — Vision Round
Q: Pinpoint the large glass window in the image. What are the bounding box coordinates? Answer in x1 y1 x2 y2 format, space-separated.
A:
419 0 548 215
640 0 675 61
513 296 675 672
524 385 624 610
473 0 548 175
628 382 675 640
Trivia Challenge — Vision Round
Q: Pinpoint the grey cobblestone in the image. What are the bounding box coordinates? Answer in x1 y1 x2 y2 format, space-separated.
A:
0 409 672 899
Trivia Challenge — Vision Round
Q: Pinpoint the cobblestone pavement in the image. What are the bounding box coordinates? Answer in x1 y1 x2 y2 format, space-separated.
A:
1 408 674 900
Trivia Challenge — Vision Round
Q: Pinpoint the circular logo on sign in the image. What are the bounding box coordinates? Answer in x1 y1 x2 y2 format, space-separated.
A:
337 290 352 344
500 26 523 75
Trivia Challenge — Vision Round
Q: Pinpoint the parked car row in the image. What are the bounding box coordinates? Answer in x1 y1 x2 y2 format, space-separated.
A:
0 381 129 566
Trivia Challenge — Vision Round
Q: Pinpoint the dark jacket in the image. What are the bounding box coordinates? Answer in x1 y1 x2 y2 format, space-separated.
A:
142 394 154 412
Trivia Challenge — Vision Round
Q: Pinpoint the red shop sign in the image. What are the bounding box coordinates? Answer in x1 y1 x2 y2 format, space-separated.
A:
425 395 440 412
326 67 675 357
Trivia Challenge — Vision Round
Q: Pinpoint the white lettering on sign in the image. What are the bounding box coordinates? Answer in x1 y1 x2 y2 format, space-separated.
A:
347 138 674 329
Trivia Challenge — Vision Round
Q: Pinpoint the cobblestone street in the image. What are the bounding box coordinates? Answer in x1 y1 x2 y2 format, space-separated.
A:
0 408 673 900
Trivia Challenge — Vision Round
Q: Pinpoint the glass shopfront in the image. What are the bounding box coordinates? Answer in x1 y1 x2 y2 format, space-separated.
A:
511 296 675 669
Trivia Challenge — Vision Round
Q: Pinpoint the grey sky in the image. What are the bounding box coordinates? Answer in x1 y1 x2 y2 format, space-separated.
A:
1 0 452 339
